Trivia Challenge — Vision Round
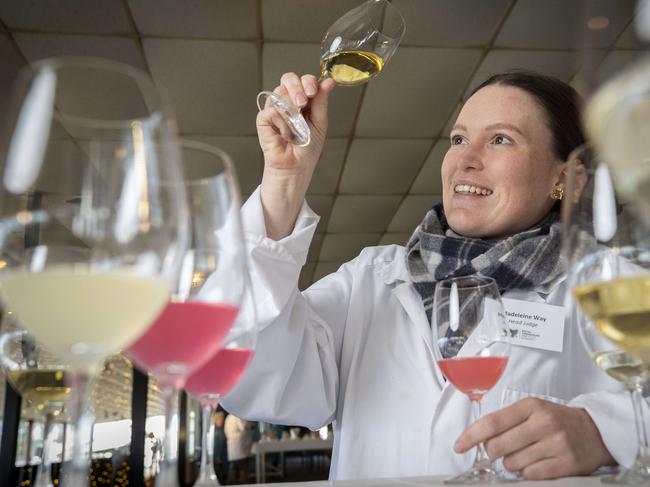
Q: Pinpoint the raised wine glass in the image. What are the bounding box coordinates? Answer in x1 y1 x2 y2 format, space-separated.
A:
256 0 405 146
562 144 650 484
127 139 247 487
0 56 189 487
432 275 511 484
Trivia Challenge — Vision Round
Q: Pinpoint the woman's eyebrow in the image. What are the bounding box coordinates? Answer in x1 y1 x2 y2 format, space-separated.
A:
485 122 526 138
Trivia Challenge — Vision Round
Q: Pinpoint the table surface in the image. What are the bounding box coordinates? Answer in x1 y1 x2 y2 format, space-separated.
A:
242 474 602 486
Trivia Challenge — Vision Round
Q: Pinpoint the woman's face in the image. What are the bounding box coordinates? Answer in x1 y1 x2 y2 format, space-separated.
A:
441 84 565 239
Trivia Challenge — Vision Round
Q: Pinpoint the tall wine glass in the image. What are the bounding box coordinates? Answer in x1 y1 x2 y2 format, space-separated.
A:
256 0 405 146
562 144 650 483
0 57 189 487
432 275 511 484
0 322 70 487
185 278 257 486
127 140 247 486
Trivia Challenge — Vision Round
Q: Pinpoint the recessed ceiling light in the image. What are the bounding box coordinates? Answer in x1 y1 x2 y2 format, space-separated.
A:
588 16 610 30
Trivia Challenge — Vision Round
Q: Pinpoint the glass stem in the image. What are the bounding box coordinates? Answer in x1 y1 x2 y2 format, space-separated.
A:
34 412 55 487
63 372 93 487
630 385 650 467
195 395 221 486
470 399 491 470
157 385 180 487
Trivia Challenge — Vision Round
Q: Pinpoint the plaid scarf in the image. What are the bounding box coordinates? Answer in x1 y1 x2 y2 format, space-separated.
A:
405 203 564 323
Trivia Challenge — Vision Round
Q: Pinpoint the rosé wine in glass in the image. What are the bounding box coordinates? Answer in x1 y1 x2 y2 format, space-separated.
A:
437 356 508 401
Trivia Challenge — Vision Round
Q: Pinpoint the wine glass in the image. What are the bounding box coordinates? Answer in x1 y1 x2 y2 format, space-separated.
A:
0 56 189 487
126 139 247 487
432 275 511 484
562 144 650 483
256 0 405 146
0 321 70 487
185 277 257 486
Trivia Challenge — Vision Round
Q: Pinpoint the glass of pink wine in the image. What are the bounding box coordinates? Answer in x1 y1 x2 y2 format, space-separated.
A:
185 279 257 486
126 140 246 487
432 275 511 484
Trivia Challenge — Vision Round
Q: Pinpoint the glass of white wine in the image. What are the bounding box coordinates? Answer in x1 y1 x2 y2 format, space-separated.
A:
0 57 189 487
256 0 405 146
562 144 650 483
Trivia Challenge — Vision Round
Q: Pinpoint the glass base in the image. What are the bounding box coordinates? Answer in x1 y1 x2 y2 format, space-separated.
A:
256 91 310 146
601 464 650 484
444 464 517 485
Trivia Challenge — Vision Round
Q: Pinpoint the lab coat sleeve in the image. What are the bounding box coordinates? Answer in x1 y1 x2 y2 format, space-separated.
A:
220 187 350 430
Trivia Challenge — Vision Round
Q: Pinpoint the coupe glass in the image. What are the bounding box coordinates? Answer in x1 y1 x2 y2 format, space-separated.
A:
562 144 650 484
256 0 405 146
127 140 247 486
0 57 189 486
432 275 511 484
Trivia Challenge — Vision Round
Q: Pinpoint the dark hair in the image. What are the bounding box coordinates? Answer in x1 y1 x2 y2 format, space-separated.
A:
471 71 585 162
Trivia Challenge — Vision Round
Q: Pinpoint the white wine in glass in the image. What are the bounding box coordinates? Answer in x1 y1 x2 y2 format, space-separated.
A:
257 0 405 146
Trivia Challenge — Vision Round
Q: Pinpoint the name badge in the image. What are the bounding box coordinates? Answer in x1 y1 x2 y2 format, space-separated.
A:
501 298 565 353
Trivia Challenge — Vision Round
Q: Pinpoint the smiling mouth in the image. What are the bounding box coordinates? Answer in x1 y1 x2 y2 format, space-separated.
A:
454 184 493 196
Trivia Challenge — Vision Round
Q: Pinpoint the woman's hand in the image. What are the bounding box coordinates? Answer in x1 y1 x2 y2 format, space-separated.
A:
256 73 336 240
454 397 616 480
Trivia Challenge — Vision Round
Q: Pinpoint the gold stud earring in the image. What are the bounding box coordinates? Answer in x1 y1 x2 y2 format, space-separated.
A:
550 184 565 200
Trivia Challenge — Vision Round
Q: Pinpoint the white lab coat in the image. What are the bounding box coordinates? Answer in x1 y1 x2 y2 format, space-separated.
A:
222 188 639 480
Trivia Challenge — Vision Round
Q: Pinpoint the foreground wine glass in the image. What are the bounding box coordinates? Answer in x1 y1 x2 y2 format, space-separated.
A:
0 322 70 487
0 57 188 486
432 275 511 484
186 280 257 486
127 140 246 486
256 0 405 146
563 144 650 483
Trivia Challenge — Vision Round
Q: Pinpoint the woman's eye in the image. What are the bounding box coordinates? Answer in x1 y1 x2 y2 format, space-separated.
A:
493 135 512 145
451 135 464 145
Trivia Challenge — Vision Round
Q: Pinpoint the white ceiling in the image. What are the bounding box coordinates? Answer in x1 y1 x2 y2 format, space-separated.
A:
0 0 645 289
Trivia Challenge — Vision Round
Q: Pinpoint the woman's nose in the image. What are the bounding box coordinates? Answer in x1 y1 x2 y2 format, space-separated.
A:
458 145 484 171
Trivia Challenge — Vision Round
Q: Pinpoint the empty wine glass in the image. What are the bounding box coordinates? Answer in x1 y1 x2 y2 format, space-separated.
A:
256 0 405 146
562 144 650 483
432 275 511 484
0 56 189 487
127 140 247 487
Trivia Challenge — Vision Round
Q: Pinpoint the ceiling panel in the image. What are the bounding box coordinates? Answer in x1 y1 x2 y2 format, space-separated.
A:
327 195 401 232
339 138 431 194
307 233 325 262
143 38 258 135
319 233 380 261
393 0 511 47
313 261 344 282
128 0 257 39
409 139 447 195
0 32 26 116
387 195 439 233
308 138 348 195
262 42 364 137
13 33 147 69
355 47 482 137
306 195 335 233
378 233 411 246
0 0 132 34
495 0 636 49
592 50 645 85
299 262 316 290
441 104 461 138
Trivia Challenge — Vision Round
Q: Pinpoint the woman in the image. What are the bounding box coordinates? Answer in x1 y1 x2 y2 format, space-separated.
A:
221 71 636 480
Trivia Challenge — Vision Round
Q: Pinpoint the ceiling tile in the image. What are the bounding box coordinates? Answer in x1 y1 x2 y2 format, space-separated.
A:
308 138 347 195
128 0 257 39
306 195 335 233
393 0 510 47
495 0 636 49
409 139 447 195
182 136 263 196
313 261 344 282
355 47 482 137
143 39 258 135
0 0 132 34
319 233 380 261
387 195 439 233
616 10 647 48
0 32 26 116
378 233 411 246
262 43 363 137
464 50 580 97
327 195 401 233
299 262 316 290
307 233 324 262
261 0 358 42
441 104 461 138
339 138 431 194
13 33 147 69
